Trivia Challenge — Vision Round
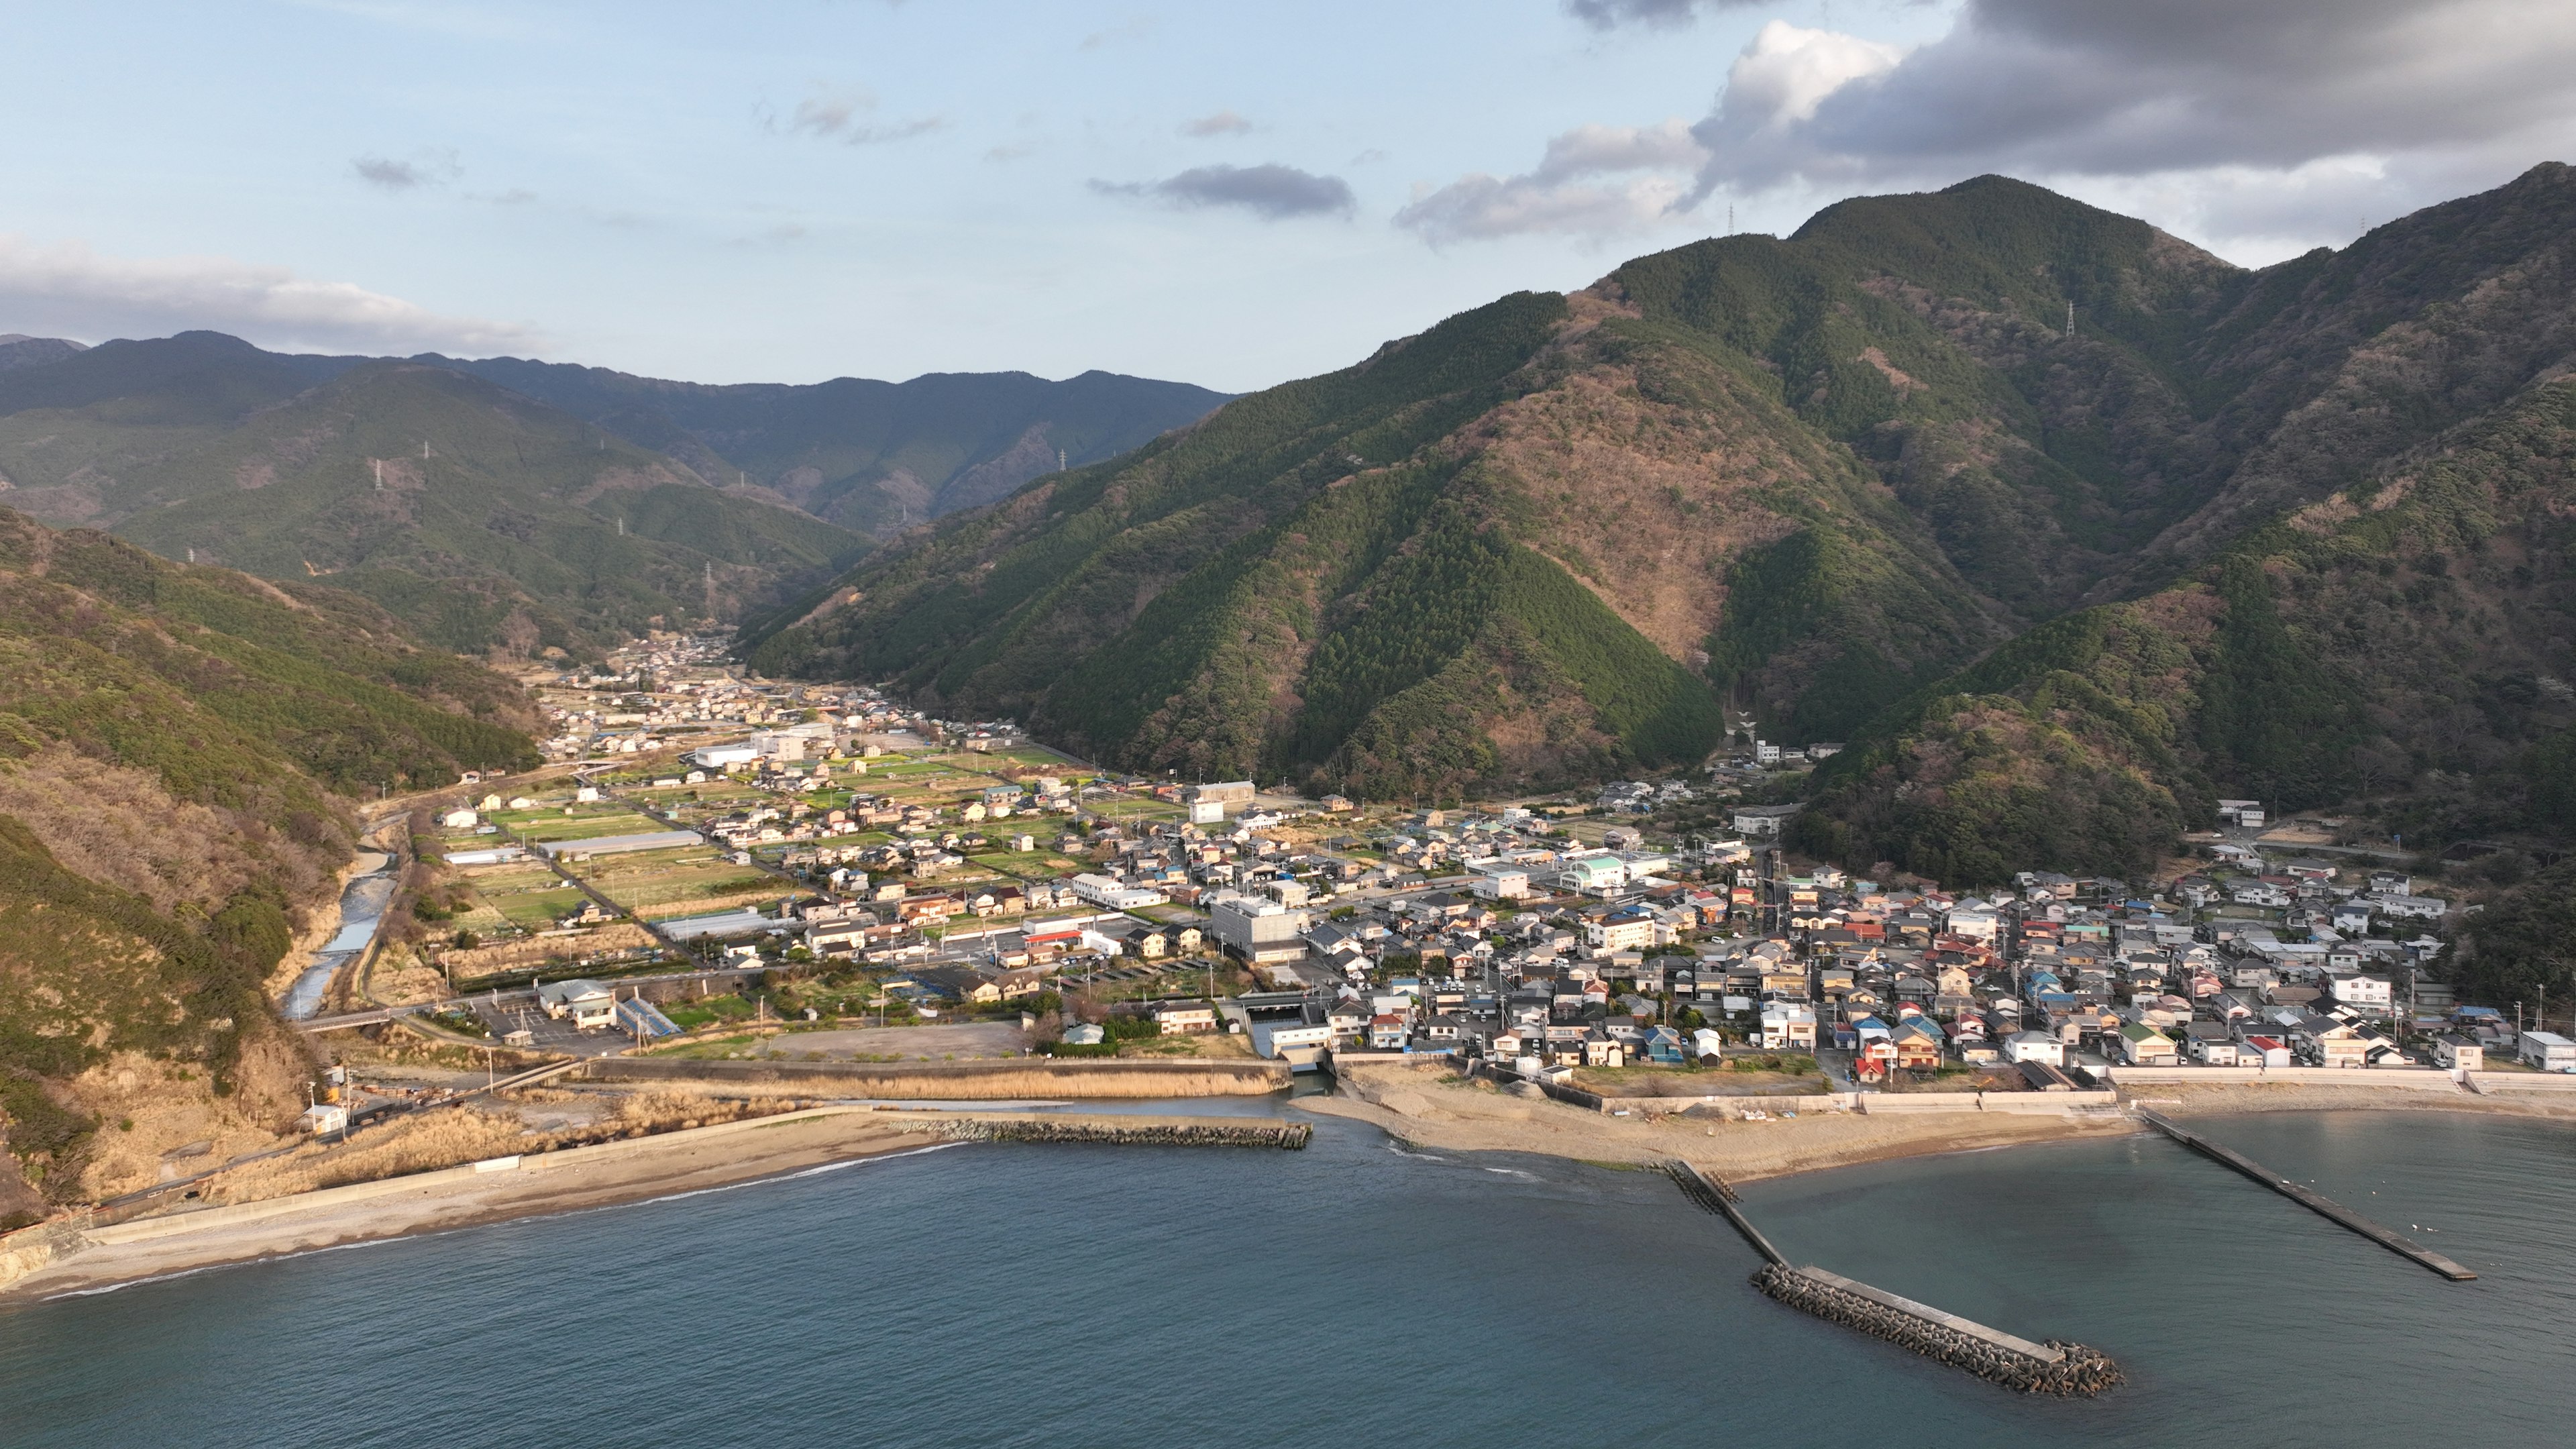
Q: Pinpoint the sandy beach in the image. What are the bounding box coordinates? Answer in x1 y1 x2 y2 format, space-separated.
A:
1300 1063 2576 1184
16 1067 2576 1303
3 1108 933 1300
1301 1064 2139 1182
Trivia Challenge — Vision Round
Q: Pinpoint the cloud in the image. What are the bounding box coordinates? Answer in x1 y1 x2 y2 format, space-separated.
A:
1183 109 1253 138
984 144 1034 163
0 234 540 354
1690 1 2576 198
1394 119 1707 244
1090 163 1356 220
351 149 462 190
777 87 943 146
1563 0 1749 30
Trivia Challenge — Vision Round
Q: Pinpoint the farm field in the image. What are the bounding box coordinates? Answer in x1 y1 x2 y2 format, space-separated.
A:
969 851 1084 879
561 845 786 917
493 808 667 843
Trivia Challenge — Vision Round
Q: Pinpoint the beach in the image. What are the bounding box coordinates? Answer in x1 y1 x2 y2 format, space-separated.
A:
1302 1062 2576 1183
16 1064 2576 1302
3 1108 932 1299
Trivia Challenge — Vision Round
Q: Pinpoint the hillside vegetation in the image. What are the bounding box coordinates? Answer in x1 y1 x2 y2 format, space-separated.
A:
0 508 537 1224
0 341 867 655
753 164 2576 865
425 356 1230 534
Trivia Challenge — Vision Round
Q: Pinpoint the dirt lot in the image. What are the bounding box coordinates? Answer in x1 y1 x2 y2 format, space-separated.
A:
738 1022 1031 1061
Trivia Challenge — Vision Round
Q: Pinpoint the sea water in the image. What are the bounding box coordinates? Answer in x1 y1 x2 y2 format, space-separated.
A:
2 1109 2570 1448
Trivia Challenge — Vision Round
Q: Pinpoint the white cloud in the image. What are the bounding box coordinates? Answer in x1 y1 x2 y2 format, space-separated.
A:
777 87 944 146
1395 119 1708 244
0 235 540 354
1183 109 1254 138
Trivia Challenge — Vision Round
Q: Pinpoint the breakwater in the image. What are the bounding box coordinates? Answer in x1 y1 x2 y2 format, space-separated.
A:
1664 1160 2121 1396
2138 1110 2476 1281
1753 1265 2124 1396
930 1115 1310 1148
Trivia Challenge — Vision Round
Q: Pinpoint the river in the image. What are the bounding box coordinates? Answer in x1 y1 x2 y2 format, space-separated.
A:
3 1108 2570 1447
277 859 394 1021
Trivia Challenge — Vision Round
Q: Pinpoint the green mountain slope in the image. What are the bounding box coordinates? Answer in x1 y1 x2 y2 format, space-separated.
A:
751 164 2576 827
745 288 2004 795
415 356 1232 534
1795 372 2576 883
7 358 865 656
0 507 537 1222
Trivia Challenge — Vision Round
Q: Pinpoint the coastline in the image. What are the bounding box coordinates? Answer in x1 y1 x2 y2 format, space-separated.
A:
1300 1064 2576 1185
17 1072 2576 1304
2 1108 932 1301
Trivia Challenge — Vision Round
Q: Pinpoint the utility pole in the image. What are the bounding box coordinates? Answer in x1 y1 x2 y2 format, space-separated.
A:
373 459 384 491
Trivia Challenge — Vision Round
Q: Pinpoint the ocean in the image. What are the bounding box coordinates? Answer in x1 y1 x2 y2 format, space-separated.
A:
3 1108 2571 1448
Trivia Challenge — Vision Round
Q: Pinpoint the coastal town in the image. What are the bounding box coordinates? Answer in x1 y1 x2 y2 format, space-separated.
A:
349 633 2569 1110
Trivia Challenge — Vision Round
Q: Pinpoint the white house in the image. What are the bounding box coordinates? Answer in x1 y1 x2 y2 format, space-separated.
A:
2003 1030 2065 1065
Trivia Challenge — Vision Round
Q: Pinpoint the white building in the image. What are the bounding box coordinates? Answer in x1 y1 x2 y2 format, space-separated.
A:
1068 874 1167 910
2519 1031 2576 1072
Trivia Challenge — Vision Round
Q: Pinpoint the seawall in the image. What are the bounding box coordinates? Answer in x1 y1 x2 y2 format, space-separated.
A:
580 1056 1290 1098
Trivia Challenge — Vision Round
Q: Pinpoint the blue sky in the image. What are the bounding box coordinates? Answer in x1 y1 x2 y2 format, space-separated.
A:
4 1 2571 392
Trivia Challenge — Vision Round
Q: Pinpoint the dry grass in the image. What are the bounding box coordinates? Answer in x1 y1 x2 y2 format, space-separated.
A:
187 1091 826 1209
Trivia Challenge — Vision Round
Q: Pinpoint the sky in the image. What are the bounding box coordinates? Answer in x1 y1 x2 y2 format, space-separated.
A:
4 0 2574 394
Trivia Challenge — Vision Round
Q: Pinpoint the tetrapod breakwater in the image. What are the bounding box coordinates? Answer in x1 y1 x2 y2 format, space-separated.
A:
930 1114 1311 1148
1664 1161 2121 1397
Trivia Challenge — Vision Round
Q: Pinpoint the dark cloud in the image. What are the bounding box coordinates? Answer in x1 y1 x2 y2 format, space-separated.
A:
1091 163 1356 220
1564 0 1750 30
1695 1 2576 195
352 152 460 190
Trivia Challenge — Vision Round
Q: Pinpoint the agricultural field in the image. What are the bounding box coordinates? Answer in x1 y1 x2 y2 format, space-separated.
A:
492 806 667 843
968 851 1084 879
1087 796 1183 824
455 860 592 929
561 844 788 918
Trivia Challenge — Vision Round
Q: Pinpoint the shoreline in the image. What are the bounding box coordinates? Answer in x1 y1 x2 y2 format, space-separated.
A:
14 1076 2576 1303
1301 1065 2576 1185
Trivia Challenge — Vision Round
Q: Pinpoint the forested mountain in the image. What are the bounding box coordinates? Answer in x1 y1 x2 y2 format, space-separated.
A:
747 164 2576 848
419 356 1230 535
0 507 537 1224
0 331 1222 656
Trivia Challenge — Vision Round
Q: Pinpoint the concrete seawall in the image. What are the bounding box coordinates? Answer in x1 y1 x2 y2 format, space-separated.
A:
581 1056 1291 1098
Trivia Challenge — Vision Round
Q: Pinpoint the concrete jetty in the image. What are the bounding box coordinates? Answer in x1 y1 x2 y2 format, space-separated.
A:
1663 1162 2121 1396
2137 1110 2475 1281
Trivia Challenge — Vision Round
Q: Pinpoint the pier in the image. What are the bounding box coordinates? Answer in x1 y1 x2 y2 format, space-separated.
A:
2137 1111 2475 1281
1664 1163 2122 1396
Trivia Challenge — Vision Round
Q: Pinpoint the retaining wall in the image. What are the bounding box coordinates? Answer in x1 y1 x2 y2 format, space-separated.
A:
2107 1065 2458 1089
583 1056 1289 1097
2465 1071 2576 1093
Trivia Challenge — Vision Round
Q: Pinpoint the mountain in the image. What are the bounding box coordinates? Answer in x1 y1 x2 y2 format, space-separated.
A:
743 288 2005 796
0 335 87 372
0 331 1225 657
0 506 538 1224
1794 370 2576 884
747 164 2576 846
0 337 863 655
96 360 870 656
415 355 1233 534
